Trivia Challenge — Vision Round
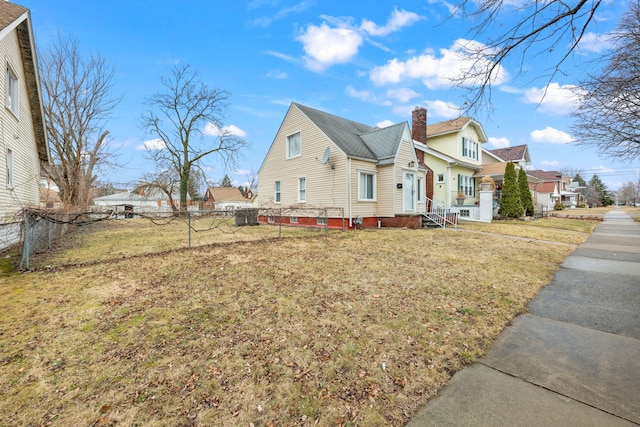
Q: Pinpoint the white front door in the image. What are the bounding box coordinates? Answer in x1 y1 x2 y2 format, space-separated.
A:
404 172 415 212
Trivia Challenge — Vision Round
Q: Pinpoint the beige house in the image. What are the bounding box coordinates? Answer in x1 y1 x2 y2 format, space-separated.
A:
0 2 50 249
257 103 425 228
412 110 490 222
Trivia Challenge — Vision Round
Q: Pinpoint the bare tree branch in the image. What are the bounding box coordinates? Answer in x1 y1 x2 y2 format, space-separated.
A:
140 65 247 211
571 1 640 161
453 0 603 113
40 32 120 209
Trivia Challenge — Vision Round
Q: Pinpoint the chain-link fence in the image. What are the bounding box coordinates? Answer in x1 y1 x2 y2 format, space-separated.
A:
19 206 346 270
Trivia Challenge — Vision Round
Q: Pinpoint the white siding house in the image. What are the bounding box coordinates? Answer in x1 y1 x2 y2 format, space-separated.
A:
257 103 425 228
0 3 50 249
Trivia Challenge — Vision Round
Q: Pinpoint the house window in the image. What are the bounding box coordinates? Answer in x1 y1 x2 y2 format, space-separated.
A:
358 171 376 201
458 174 476 197
6 148 13 188
460 209 470 217
317 216 327 225
298 177 306 202
268 216 275 223
286 132 301 158
417 177 423 202
462 137 478 161
290 216 298 223
437 173 445 183
6 66 18 116
274 180 281 203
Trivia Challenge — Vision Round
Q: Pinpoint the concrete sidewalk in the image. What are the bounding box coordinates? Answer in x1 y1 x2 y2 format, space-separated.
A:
407 207 640 426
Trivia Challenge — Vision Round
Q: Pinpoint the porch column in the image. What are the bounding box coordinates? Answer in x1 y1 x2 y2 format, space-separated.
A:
479 190 494 222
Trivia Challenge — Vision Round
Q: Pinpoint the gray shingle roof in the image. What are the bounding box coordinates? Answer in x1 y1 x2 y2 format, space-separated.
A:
294 103 405 162
360 123 405 161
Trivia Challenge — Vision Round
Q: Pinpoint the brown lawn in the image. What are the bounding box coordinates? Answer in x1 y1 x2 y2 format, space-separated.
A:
0 220 595 426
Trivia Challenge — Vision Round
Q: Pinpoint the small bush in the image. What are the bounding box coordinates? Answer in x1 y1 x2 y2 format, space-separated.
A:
554 201 565 210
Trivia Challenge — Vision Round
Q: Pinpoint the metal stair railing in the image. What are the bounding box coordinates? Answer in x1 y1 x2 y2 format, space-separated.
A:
423 196 458 228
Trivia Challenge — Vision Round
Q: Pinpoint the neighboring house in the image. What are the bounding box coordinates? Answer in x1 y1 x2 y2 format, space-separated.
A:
257 102 426 228
528 170 579 209
531 181 560 213
0 2 50 249
203 186 251 210
486 144 531 169
412 109 490 222
92 188 195 216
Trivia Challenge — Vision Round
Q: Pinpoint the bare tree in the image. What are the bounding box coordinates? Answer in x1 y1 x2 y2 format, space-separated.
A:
453 0 603 112
571 1 640 161
138 167 206 211
40 33 119 209
617 182 636 205
138 170 180 212
140 65 247 211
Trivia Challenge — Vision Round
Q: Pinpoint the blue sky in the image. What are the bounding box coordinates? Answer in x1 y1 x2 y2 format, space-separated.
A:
21 0 639 190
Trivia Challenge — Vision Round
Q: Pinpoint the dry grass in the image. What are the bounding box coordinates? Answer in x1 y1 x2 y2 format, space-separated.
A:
621 206 640 222
0 223 587 426
458 217 599 245
29 217 337 268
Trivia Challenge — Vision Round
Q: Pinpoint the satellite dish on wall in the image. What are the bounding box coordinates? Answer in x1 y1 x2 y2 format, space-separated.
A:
322 147 331 164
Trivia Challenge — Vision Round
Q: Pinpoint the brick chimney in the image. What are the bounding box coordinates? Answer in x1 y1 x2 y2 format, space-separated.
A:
411 107 427 145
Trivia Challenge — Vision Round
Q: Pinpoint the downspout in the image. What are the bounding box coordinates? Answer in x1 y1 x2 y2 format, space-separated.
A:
446 164 452 207
347 157 352 228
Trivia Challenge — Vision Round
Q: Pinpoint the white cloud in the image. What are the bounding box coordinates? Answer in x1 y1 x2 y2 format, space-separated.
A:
577 32 615 54
488 137 510 148
137 138 167 151
369 38 508 89
345 85 391 106
263 50 298 64
250 1 314 27
297 23 362 72
203 123 247 137
540 160 561 168
386 87 420 103
360 8 423 36
392 104 414 118
530 127 575 144
266 69 288 79
522 83 582 115
592 165 616 174
424 99 461 119
297 8 422 72
376 119 395 128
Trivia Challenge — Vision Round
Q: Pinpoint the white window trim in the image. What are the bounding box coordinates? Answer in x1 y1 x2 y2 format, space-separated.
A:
317 216 327 225
286 131 301 159
357 169 377 202
462 137 479 161
458 174 476 197
298 176 306 203
290 216 298 223
437 173 445 183
417 176 423 203
6 65 18 117
274 180 281 204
